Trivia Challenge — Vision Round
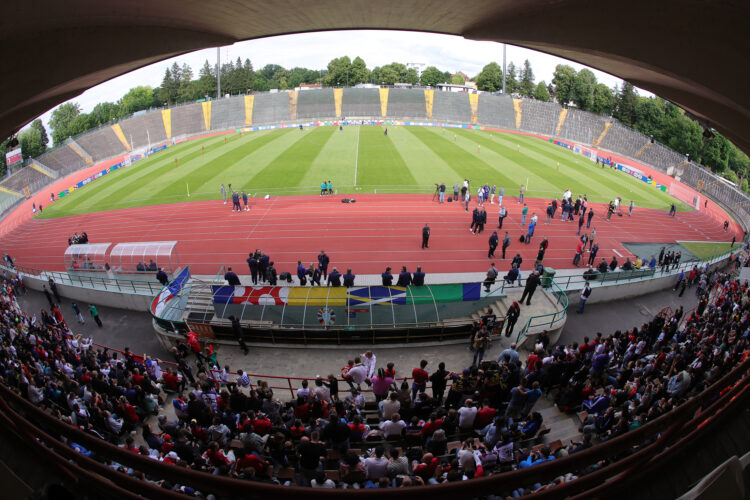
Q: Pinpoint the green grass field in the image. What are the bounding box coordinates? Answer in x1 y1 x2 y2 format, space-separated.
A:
39 125 687 218
678 241 737 259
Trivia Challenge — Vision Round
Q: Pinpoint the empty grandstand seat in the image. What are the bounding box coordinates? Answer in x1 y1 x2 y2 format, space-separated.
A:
297 89 336 119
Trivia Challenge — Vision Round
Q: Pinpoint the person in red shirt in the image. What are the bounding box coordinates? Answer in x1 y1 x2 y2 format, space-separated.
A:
186 332 201 355
204 442 231 470
162 368 181 392
385 362 396 379
250 412 272 435
411 360 429 400
475 402 497 429
235 452 272 478
412 453 439 480
421 412 443 437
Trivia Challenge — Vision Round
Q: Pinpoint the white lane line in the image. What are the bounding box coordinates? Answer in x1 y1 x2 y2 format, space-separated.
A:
613 249 623 257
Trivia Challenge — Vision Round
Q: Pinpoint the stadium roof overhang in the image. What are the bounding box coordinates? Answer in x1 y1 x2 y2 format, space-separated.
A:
3 1 749 154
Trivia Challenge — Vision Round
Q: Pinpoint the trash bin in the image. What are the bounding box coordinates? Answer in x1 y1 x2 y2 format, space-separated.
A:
542 267 556 288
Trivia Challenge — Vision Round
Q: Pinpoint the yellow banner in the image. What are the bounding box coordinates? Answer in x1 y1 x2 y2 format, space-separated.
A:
161 109 172 139
201 101 212 131
334 89 343 118
379 88 389 117
244 95 254 125
424 89 434 118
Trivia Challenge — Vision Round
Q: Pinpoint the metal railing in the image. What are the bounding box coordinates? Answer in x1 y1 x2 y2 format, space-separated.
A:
0 262 164 295
515 279 569 344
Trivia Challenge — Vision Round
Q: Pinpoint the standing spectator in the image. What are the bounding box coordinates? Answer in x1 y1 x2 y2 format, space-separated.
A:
231 191 241 212
381 267 393 286
411 360 429 400
472 327 490 366
498 205 507 229
488 231 498 258
504 301 521 337
438 182 446 203
519 271 542 305
317 250 329 279
578 282 592 314
246 252 258 284
429 362 449 404
587 209 594 228
48 278 61 303
484 263 498 292
498 186 504 206
71 302 85 324
519 184 525 204
502 232 511 259
242 191 249 211
458 400 478 430
453 183 460 203
371 369 396 403
224 267 241 286
221 184 227 204
229 315 248 355
296 260 307 286
573 239 584 267
361 351 377 380
422 223 430 249
628 200 634 216
89 304 102 327
266 261 278 285
521 204 528 225
156 268 169 286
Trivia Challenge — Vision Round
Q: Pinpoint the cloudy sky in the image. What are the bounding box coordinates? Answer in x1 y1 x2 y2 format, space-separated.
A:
34 30 643 131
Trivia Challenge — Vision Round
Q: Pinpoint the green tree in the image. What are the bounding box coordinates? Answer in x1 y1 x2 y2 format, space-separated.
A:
119 86 154 115
474 62 503 92
420 66 445 87
18 126 45 159
374 65 399 85
30 119 49 150
633 97 666 140
350 57 370 85
157 64 180 105
67 114 92 137
662 104 702 161
572 69 596 110
196 60 217 99
551 64 576 106
49 102 81 145
702 133 731 173
591 83 615 115
533 81 550 101
451 73 465 85
0 138 9 177
177 64 195 102
89 102 120 125
241 59 255 92
728 144 750 177
613 82 638 127
404 68 419 85
519 59 535 97
324 56 352 86
505 62 519 93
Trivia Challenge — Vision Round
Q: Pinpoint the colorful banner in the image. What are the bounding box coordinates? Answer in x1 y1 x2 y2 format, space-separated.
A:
5 148 22 165
211 283 488 307
151 267 191 316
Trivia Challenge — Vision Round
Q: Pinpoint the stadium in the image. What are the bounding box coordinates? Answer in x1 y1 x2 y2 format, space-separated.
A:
0 2 749 499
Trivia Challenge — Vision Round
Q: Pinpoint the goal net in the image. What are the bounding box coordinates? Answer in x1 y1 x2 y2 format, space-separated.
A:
574 144 598 162
669 182 700 209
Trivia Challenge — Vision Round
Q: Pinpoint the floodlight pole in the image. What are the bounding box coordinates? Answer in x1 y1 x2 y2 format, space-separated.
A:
216 47 222 98
502 44 507 94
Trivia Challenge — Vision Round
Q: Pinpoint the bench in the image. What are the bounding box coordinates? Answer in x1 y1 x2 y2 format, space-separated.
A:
584 267 656 283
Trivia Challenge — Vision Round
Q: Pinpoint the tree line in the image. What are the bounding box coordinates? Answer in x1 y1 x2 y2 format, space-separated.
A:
5 56 747 190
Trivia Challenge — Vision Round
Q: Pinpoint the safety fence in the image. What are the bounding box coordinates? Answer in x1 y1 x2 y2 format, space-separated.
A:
0 262 163 295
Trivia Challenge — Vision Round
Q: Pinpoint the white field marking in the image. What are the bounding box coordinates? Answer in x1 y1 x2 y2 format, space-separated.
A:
612 249 623 257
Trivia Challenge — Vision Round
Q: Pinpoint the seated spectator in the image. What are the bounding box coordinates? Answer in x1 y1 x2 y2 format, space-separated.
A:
339 451 366 486
363 446 389 481
380 413 407 439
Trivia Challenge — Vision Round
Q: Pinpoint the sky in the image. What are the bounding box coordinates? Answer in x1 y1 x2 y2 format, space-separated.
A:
33 30 644 132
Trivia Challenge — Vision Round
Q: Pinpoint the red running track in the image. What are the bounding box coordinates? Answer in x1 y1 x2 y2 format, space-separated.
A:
0 194 741 276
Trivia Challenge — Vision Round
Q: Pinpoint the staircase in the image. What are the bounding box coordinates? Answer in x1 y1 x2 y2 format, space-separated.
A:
67 138 93 165
635 141 652 158
592 122 612 147
555 108 568 135
29 160 59 179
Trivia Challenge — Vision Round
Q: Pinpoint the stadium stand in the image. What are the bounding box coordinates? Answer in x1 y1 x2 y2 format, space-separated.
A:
74 126 127 162
253 92 291 125
341 87 380 117
0 263 746 495
432 91 472 123
636 140 687 172
0 164 52 193
119 112 168 151
597 121 650 159
297 89 336 120
679 162 750 229
210 97 246 131
385 88 427 120
558 108 609 145
477 94 516 130
36 144 88 175
171 102 205 138
519 99 559 137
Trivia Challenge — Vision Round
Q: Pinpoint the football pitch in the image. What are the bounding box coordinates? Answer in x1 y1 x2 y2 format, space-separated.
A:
39 125 685 218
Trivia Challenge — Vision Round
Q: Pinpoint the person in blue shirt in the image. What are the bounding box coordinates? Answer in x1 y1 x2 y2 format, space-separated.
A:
518 444 554 469
343 269 355 287
648 255 657 268
297 260 308 285
412 266 425 286
246 253 259 285
327 268 342 287
241 191 249 211
396 266 412 287
327 180 333 195
320 181 327 196
381 267 393 286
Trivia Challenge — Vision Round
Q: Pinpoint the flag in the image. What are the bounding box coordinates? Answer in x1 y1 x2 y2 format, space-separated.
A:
151 267 191 316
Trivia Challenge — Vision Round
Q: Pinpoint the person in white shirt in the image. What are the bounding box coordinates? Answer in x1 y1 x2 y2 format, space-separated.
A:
363 446 389 480
458 399 478 429
379 392 400 420
380 413 407 439
313 377 331 403
297 379 311 400
236 370 250 388
347 359 368 390
361 351 377 380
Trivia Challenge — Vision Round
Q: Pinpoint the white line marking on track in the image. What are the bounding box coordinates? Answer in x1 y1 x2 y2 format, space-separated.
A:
613 249 623 257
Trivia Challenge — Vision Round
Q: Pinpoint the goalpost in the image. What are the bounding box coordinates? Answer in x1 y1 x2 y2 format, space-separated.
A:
669 182 700 209
574 144 598 162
